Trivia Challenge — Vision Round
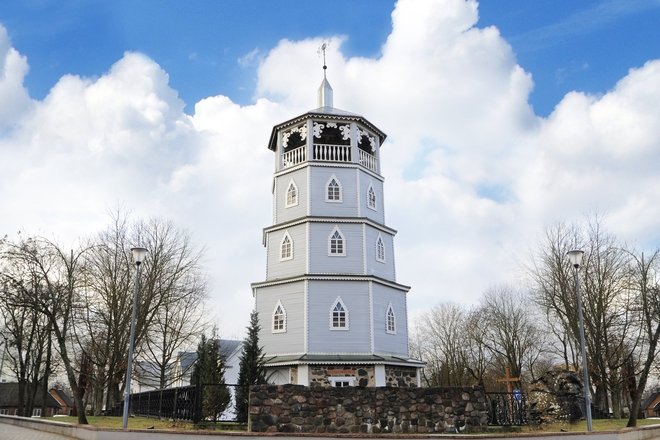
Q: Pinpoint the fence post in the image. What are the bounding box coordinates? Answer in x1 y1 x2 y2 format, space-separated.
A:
193 383 202 424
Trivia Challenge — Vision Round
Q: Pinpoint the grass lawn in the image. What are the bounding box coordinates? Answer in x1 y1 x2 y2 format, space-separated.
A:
49 416 660 433
541 418 660 432
52 416 195 430
487 418 660 433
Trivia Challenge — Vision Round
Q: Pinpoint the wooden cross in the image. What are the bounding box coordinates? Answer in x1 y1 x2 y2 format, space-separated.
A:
497 367 520 394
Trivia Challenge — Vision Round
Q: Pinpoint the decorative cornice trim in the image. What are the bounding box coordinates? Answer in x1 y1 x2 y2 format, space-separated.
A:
251 274 410 292
265 216 397 236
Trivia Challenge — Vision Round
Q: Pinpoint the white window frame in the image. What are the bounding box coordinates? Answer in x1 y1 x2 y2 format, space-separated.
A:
32 408 42 417
285 179 298 207
328 226 346 256
329 376 355 387
280 231 293 261
367 183 377 211
325 175 343 202
386 303 397 334
329 297 349 330
376 234 386 263
0 409 8 415
272 301 287 333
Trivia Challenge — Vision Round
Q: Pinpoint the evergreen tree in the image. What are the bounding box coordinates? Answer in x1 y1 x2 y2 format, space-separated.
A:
235 310 267 422
191 331 231 422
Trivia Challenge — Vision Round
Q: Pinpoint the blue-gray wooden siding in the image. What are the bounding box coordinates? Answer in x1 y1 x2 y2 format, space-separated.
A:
274 168 308 224
306 280 371 353
371 283 409 356
308 223 363 274
308 167 358 217
265 224 307 280
358 172 385 224
256 281 305 355
364 225 396 281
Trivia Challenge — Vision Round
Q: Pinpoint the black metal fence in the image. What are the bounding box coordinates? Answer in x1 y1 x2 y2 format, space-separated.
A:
119 383 240 423
485 392 527 426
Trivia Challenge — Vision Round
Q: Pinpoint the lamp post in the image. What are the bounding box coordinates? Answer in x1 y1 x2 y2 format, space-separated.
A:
122 247 147 430
567 249 592 432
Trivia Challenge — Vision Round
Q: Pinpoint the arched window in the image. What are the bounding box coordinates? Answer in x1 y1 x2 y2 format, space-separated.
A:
330 297 349 330
328 226 345 256
367 184 376 210
286 180 298 207
326 175 342 202
386 303 396 334
280 231 293 261
273 301 286 333
376 234 385 262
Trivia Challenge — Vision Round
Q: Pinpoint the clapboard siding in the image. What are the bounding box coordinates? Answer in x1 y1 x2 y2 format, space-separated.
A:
308 167 358 217
308 222 363 274
266 224 307 280
256 281 305 355
359 171 385 224
307 280 371 353
364 226 396 280
372 283 409 356
275 168 308 224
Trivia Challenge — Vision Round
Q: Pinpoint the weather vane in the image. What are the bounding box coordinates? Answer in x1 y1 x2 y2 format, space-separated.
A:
318 41 329 73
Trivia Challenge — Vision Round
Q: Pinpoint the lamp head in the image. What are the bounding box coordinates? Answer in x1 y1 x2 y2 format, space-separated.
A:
567 249 584 268
131 247 148 266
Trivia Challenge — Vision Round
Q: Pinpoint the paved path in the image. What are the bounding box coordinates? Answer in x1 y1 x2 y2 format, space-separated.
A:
0 423 75 440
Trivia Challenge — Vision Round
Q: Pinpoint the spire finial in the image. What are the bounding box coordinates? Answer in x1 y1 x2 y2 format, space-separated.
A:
318 42 329 78
317 41 333 108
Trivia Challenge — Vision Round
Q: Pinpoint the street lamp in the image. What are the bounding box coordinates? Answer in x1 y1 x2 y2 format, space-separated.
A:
567 249 592 432
122 247 147 430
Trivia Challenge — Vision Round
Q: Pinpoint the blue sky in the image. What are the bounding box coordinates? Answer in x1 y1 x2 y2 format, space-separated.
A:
0 0 659 338
2 0 658 115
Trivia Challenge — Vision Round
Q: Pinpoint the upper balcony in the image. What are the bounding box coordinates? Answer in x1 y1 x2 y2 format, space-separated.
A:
268 109 386 175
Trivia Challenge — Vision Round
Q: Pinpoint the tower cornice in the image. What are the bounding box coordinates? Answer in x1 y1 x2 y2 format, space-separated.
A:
267 110 386 152
251 273 411 293
262 216 398 245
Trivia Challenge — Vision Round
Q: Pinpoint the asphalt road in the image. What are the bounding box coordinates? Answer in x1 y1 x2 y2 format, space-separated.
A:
0 424 75 440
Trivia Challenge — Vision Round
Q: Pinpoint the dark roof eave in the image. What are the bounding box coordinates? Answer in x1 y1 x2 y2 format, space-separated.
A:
267 110 387 151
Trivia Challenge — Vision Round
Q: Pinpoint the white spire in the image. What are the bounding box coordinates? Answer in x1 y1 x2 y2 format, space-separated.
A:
317 43 333 108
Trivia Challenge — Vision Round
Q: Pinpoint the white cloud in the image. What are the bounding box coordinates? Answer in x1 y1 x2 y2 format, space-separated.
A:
0 0 659 339
0 26 32 128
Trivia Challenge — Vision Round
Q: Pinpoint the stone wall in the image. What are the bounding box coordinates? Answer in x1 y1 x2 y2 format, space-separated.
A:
309 365 375 387
249 384 488 433
385 366 418 387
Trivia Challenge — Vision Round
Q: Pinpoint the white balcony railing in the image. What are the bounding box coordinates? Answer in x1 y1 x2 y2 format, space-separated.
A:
281 145 306 168
313 143 351 163
359 150 378 172
281 144 377 172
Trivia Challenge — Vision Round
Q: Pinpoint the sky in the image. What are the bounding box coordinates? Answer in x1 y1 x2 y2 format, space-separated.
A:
0 0 659 339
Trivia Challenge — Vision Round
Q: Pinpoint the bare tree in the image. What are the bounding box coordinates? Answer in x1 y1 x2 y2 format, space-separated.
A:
417 303 472 386
81 213 207 410
624 249 660 427
529 219 636 416
478 285 546 383
0 266 50 417
1 236 90 424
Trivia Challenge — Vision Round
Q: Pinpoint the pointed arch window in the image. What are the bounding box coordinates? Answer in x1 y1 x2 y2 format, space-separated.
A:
386 303 396 334
286 180 298 207
330 297 349 330
280 231 293 261
376 234 385 262
367 184 377 210
328 226 345 256
273 301 286 333
326 176 342 202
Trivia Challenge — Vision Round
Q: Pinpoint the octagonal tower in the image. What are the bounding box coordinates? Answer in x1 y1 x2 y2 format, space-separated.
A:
251 68 423 387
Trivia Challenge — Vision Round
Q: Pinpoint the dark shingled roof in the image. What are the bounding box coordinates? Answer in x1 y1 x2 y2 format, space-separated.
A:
0 382 61 408
178 339 242 373
51 388 74 407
